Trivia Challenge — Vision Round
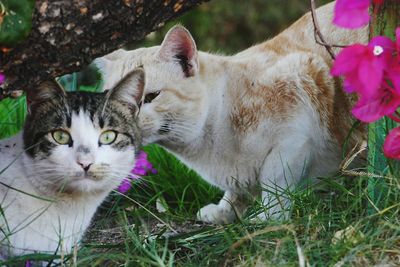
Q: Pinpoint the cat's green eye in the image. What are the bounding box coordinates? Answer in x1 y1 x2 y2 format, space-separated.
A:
99 130 117 145
52 130 71 145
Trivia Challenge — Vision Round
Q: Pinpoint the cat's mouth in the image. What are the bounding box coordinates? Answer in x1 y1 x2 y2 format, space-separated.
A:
72 171 103 181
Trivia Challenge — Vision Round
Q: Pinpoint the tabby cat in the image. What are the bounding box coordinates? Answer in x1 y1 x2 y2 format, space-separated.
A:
0 69 144 258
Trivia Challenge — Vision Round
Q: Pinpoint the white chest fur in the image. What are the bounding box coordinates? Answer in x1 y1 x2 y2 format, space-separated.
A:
0 133 107 257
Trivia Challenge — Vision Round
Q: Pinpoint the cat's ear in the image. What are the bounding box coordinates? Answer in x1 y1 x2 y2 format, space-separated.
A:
94 49 127 91
158 25 198 77
26 80 66 111
107 68 145 113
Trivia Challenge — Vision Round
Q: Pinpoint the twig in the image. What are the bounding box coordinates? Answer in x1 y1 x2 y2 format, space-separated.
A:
310 0 343 60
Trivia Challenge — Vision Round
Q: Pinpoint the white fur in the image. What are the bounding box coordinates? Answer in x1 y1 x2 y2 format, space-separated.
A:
0 109 136 257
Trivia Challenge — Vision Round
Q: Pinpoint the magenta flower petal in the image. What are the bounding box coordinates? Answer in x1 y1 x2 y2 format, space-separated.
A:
352 84 400 123
337 0 371 9
388 64 400 93
0 73 5 85
119 151 157 192
368 36 396 71
357 59 384 97
369 36 396 51
118 178 132 193
132 167 147 176
131 151 156 176
384 127 400 159
331 44 369 95
333 0 370 29
395 27 400 52
331 44 366 76
332 36 395 99
352 98 384 123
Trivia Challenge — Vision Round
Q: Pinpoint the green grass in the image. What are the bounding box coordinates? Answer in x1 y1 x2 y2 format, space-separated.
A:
0 97 26 139
5 142 400 266
2 75 400 266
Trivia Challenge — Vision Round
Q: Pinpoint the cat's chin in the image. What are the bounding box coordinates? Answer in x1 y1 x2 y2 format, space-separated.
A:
65 176 115 194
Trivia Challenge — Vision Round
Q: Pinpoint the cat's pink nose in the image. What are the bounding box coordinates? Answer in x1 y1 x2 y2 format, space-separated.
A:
77 161 92 172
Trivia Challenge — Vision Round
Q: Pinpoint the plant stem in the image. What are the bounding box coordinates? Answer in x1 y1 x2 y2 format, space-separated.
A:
367 0 400 214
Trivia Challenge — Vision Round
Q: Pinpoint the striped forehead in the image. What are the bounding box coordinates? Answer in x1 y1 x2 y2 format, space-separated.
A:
66 91 105 118
70 109 100 147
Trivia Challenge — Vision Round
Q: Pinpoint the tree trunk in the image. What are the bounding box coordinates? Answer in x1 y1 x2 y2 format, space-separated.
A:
367 0 400 213
0 0 208 97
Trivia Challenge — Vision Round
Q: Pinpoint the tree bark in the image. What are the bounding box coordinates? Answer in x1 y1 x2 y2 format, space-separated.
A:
0 0 208 97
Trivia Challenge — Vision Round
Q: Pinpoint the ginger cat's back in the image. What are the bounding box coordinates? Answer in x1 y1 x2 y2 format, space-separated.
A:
242 2 368 60
233 1 367 150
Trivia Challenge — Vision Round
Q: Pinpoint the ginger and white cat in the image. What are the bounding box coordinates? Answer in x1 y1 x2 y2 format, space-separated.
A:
96 2 367 224
0 69 144 258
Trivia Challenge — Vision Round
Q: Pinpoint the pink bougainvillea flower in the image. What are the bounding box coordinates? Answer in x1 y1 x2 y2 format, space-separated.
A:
351 81 400 122
396 27 400 52
384 127 400 159
333 0 370 29
0 73 5 85
388 62 400 92
331 36 395 98
333 0 384 29
117 151 157 193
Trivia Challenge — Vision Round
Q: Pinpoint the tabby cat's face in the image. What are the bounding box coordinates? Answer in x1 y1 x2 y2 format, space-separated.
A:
23 69 144 194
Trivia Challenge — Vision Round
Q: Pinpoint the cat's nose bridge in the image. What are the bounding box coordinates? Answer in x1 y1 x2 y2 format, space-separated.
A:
76 145 95 171
76 145 91 154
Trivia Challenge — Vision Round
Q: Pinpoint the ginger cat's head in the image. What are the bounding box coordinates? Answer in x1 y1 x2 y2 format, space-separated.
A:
96 26 208 147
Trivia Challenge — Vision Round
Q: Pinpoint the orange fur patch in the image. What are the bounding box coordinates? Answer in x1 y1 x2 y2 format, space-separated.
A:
230 79 298 134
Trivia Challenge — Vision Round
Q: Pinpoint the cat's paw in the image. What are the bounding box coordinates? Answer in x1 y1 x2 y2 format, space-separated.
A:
196 203 237 224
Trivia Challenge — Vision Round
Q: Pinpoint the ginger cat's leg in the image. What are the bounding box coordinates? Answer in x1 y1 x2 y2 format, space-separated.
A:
257 138 314 220
196 190 250 224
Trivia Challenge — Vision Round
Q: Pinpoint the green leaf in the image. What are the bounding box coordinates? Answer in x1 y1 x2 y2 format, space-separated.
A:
0 0 35 46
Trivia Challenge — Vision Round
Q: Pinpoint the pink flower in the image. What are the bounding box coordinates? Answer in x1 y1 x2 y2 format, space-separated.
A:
0 73 5 85
388 61 400 93
131 151 157 176
351 81 400 122
384 127 400 159
117 151 157 193
333 0 384 29
331 36 395 99
118 179 133 194
333 0 370 29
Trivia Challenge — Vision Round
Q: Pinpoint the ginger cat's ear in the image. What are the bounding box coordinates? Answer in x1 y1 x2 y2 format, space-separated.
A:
159 25 198 77
107 68 145 113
